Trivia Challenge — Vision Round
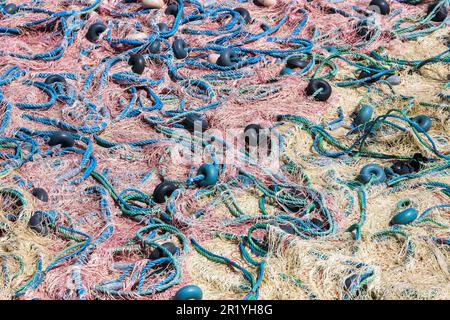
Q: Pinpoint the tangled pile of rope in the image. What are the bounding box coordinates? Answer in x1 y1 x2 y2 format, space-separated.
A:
0 0 448 300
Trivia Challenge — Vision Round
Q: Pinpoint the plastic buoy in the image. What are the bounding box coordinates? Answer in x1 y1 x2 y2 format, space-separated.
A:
31 188 49 202
128 54 146 74
28 212 50 236
207 53 220 64
3 3 18 15
353 105 374 126
182 113 208 133
427 2 448 22
45 75 66 85
174 285 203 300
234 8 251 24
355 20 374 40
217 49 237 67
141 0 164 9
256 0 277 8
368 0 390 15
411 115 432 132
149 242 178 260
165 4 179 16
153 181 178 203
172 38 188 59
357 164 386 184
305 79 332 101
196 164 219 187
386 74 401 85
48 131 75 148
86 22 107 43
390 208 418 225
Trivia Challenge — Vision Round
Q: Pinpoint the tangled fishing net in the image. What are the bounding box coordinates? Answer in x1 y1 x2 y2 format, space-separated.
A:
0 0 449 300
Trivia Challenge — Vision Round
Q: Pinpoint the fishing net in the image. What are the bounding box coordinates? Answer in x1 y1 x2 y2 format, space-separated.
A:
0 0 448 300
